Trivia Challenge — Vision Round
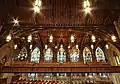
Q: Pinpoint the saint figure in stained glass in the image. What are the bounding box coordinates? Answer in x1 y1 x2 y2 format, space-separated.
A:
31 47 40 63
44 48 53 62
28 73 37 80
57 45 66 63
70 47 79 62
17 47 27 61
95 47 105 62
83 47 92 63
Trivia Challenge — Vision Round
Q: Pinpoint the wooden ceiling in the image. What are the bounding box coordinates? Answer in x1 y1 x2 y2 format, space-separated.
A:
0 0 120 47
0 0 119 25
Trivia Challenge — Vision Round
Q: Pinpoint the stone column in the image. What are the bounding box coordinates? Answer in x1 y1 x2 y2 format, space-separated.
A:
40 48 44 62
66 48 70 63
91 48 97 62
53 49 57 63
79 50 84 63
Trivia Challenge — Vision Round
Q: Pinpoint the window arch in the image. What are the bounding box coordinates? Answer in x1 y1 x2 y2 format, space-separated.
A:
57 45 66 63
44 48 53 62
17 47 28 61
70 47 79 62
31 47 40 63
83 47 92 63
95 47 105 62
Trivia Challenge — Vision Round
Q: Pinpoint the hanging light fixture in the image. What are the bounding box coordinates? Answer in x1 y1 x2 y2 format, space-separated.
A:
76 44 79 49
111 35 116 42
6 34 12 42
14 44 17 49
91 35 96 42
83 0 90 8
45 44 48 49
84 7 91 14
13 18 19 26
68 45 70 49
55 46 57 49
49 34 53 42
71 34 75 43
30 45 32 49
60 44 63 48
33 0 42 13
35 0 41 7
83 0 91 14
91 44 94 49
33 6 40 13
105 44 109 49
28 35 32 42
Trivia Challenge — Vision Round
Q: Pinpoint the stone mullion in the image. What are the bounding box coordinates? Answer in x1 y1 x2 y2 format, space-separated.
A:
53 48 57 63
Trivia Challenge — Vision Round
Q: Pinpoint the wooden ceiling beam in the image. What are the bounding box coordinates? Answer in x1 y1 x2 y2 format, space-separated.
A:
2 65 120 73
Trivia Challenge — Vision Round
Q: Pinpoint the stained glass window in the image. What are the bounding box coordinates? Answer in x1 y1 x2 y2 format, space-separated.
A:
95 47 105 62
71 73 82 77
70 47 79 62
31 47 40 63
57 45 66 63
83 47 92 63
17 47 28 61
44 48 53 62
99 73 109 80
28 73 37 80
99 73 108 78
85 73 95 78
43 73 52 78
57 73 67 77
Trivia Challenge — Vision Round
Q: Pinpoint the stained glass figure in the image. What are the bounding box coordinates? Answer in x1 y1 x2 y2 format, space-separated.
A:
17 47 28 61
95 47 105 62
31 47 40 63
28 73 37 80
44 48 53 62
70 47 79 62
57 45 66 63
83 47 92 63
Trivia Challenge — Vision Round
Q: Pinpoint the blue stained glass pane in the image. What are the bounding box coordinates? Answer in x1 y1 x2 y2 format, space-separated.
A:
70 48 79 62
44 48 53 62
31 47 40 63
57 46 66 63
95 47 106 62
83 47 92 63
